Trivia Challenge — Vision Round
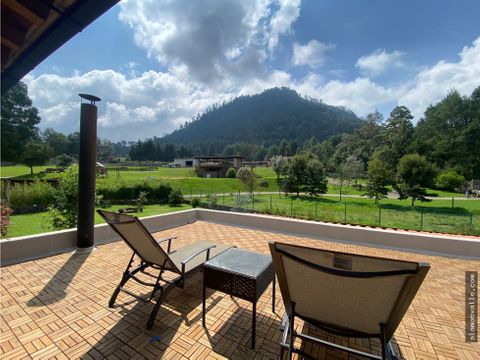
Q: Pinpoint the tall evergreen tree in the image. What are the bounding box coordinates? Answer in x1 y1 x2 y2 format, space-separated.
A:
1 81 41 161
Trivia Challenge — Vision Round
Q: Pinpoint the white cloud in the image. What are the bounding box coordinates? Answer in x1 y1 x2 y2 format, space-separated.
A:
268 0 302 51
398 38 480 117
118 0 301 86
25 0 480 145
25 69 204 140
356 49 404 77
318 78 395 115
292 40 335 69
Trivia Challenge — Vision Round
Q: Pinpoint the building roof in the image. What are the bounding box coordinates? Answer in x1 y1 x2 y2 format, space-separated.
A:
1 0 119 94
195 155 246 160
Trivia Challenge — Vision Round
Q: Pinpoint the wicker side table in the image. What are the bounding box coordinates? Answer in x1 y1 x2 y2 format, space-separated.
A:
202 248 275 348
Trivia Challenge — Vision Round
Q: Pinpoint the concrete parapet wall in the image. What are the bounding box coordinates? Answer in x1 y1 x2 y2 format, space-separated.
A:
0 209 198 266
1 208 478 266
197 209 480 259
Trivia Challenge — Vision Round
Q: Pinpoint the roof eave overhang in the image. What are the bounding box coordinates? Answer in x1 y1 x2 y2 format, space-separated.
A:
1 0 120 94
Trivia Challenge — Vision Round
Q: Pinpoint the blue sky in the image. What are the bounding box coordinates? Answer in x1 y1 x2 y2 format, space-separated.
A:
25 0 480 141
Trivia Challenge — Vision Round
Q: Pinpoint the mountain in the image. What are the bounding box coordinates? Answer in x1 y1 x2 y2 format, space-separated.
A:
161 87 362 146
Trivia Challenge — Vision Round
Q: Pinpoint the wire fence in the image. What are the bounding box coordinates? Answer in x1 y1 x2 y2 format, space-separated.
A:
190 191 479 236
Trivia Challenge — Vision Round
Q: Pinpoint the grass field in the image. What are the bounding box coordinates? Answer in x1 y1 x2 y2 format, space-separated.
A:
214 194 480 236
3 164 476 238
0 165 50 178
4 203 190 238
1 165 465 197
4 194 479 238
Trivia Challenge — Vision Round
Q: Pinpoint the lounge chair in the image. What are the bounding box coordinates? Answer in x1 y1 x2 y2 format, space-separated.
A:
98 210 233 328
269 241 430 360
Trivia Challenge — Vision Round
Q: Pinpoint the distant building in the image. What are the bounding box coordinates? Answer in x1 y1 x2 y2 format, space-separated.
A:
173 158 198 167
195 155 245 178
244 160 270 167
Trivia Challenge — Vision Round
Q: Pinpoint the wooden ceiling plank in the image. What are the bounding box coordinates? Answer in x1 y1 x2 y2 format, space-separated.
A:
2 0 47 26
1 36 21 51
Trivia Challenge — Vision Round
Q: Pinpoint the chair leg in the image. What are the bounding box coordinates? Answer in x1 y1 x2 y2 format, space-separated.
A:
147 287 165 329
380 324 387 360
287 303 296 360
109 253 136 307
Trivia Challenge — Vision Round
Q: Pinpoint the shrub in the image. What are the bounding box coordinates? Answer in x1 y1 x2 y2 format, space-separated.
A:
168 189 184 207
236 167 256 193
259 180 269 188
206 193 218 207
97 180 173 203
54 154 75 167
1 203 13 237
435 170 465 191
9 180 55 209
234 195 251 209
136 191 148 212
47 165 79 230
226 167 236 178
191 198 200 208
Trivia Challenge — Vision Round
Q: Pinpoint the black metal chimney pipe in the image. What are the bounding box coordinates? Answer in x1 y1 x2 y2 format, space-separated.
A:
76 94 101 250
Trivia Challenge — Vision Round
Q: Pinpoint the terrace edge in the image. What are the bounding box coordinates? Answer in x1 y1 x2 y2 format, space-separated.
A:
1 209 478 266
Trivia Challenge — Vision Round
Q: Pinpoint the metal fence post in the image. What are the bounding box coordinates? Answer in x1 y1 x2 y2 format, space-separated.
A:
451 197 454 209
190 189 192 200
315 203 318 218
378 206 382 227
270 195 272 211
223 193 225 205
200 188 202 198
344 202 347 223
252 193 255 210
420 208 424 230
290 198 293 215
470 213 473 226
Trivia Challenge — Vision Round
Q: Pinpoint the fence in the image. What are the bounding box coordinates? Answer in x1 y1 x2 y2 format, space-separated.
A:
191 192 479 236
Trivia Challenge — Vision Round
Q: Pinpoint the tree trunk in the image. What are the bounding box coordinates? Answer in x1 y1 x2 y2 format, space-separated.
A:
30 166 33 175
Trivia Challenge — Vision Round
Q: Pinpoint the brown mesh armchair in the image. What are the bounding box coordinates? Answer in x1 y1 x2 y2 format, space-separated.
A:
269 241 430 360
98 210 233 328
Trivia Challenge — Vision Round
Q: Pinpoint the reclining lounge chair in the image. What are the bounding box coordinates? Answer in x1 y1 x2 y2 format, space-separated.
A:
98 210 233 328
269 241 430 360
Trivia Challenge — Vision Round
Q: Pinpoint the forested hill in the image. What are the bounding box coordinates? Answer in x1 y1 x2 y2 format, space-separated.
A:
161 88 362 146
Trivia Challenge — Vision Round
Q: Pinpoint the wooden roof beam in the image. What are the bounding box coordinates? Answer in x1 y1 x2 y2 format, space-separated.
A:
2 0 47 26
1 36 21 51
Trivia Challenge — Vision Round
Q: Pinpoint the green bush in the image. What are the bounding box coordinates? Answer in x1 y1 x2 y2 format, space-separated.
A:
226 167 236 178
435 170 465 191
136 191 148 212
97 181 172 203
168 189 184 207
1 203 13 237
206 193 218 207
9 180 54 208
47 165 79 230
259 180 269 188
191 198 200 208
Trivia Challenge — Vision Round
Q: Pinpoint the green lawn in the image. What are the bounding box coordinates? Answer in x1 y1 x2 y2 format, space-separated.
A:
216 194 480 236
4 203 190 238
1 165 465 198
0 165 50 178
4 194 479 238
106 167 197 180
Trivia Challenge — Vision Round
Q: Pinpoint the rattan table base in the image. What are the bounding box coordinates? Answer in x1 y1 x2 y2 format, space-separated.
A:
202 248 275 348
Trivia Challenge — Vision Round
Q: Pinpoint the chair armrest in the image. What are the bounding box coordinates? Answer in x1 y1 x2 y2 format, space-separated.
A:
180 245 217 275
156 236 177 253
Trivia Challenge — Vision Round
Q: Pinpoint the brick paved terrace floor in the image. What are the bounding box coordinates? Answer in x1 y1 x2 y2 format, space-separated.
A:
1 220 479 359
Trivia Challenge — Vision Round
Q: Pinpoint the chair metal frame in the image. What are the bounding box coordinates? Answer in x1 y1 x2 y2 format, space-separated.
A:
98 210 219 328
